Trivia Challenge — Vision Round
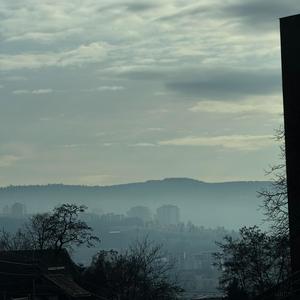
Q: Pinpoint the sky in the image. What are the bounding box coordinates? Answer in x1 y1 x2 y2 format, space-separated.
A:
0 0 297 186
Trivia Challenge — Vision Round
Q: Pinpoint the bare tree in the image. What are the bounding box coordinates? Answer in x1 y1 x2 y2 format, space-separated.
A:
0 204 100 252
27 203 100 251
258 126 289 236
0 228 32 251
26 212 57 250
213 226 290 299
214 127 292 299
82 237 183 300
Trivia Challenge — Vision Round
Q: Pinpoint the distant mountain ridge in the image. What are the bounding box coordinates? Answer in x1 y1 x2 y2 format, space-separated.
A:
0 177 270 191
0 178 271 229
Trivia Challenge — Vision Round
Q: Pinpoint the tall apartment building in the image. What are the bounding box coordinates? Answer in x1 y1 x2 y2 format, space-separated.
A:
156 205 180 226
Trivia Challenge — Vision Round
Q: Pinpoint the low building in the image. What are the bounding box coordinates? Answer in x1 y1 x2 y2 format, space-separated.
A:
0 249 95 300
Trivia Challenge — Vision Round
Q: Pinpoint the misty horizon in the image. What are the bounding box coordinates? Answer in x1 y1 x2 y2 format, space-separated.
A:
0 176 271 188
0 178 269 229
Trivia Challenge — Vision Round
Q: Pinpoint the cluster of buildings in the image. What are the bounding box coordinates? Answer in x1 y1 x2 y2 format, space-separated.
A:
2 202 27 218
176 251 220 299
0 203 220 298
127 204 180 226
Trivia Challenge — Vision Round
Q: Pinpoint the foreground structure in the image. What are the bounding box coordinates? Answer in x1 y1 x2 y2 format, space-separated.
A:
0 249 92 300
280 13 300 298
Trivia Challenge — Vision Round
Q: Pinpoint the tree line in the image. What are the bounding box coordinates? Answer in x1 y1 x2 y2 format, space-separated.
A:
0 203 183 300
214 127 291 299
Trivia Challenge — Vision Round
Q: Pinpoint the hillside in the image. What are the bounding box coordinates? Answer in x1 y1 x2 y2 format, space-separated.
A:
0 178 271 229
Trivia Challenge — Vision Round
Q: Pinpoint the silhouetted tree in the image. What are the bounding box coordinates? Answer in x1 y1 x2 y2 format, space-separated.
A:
27 203 100 251
213 226 290 299
258 126 288 236
0 228 32 250
81 238 183 300
0 204 100 252
214 127 292 299
225 279 249 300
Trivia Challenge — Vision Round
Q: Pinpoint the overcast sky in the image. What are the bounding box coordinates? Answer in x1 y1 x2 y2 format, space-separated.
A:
0 0 297 186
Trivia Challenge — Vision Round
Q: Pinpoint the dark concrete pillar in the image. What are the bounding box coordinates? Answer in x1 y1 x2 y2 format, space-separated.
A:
280 14 300 276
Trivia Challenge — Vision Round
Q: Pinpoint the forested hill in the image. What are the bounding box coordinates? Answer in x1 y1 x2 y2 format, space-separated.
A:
0 178 271 228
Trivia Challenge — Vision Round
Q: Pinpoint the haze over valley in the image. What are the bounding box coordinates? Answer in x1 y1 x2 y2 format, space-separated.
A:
0 0 293 298
0 177 270 229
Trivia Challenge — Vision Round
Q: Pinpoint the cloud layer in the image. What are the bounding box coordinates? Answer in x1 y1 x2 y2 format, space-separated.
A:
0 0 290 185
159 134 275 151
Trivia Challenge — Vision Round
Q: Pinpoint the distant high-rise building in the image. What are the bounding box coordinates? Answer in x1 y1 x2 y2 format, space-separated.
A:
156 205 180 226
10 202 25 218
2 205 10 215
127 206 152 223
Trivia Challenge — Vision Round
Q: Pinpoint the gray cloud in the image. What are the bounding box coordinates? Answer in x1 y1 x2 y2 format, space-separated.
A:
0 154 22 167
155 1 298 32
129 143 157 147
224 0 300 29
83 86 125 92
165 68 281 100
13 89 53 95
159 134 275 151
0 0 289 185
97 2 158 14
156 4 211 22
189 94 283 116
126 2 158 12
0 42 109 71
119 70 167 81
